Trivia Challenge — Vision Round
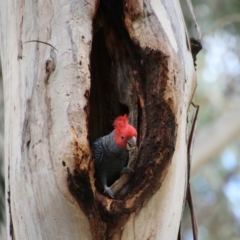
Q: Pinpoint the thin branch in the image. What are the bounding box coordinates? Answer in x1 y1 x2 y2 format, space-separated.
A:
187 102 199 240
24 40 58 52
185 0 202 39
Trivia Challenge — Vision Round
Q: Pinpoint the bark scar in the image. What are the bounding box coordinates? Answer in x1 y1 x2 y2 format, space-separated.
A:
45 48 57 83
7 166 14 239
17 0 25 60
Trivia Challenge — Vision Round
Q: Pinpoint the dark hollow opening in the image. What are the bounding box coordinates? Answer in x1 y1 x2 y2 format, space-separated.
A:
88 1 176 205
88 9 129 145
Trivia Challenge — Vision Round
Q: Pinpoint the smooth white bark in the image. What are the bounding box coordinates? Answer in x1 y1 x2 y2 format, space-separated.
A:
1 0 97 239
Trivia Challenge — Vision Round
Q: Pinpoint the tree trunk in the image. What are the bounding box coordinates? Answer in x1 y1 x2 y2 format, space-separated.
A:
192 105 240 174
0 0 197 239
0 66 6 239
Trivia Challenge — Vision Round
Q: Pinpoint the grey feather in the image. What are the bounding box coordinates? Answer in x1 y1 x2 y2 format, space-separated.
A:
92 131 129 198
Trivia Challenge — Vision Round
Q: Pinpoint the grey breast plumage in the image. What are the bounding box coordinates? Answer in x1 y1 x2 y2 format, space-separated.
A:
92 131 129 186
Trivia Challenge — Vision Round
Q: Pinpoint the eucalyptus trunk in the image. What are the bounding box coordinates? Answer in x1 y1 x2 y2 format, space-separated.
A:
0 0 197 239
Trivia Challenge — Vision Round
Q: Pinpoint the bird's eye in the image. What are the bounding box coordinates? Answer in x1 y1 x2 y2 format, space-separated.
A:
121 136 125 140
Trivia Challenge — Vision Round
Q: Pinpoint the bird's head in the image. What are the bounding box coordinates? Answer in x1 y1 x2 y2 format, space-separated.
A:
113 115 137 150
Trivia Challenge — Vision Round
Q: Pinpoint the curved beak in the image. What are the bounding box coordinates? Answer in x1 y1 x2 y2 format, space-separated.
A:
127 136 137 150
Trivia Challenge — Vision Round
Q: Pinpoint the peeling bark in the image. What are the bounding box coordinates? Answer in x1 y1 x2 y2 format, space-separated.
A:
0 0 197 239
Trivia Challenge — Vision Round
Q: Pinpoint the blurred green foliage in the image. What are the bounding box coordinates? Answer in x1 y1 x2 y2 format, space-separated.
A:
181 0 240 240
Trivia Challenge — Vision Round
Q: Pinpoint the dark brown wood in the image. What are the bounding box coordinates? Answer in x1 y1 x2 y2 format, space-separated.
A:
67 0 177 238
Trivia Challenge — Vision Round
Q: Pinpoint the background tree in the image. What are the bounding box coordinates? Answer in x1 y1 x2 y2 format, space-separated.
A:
0 0 198 239
181 1 240 239
0 64 6 238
